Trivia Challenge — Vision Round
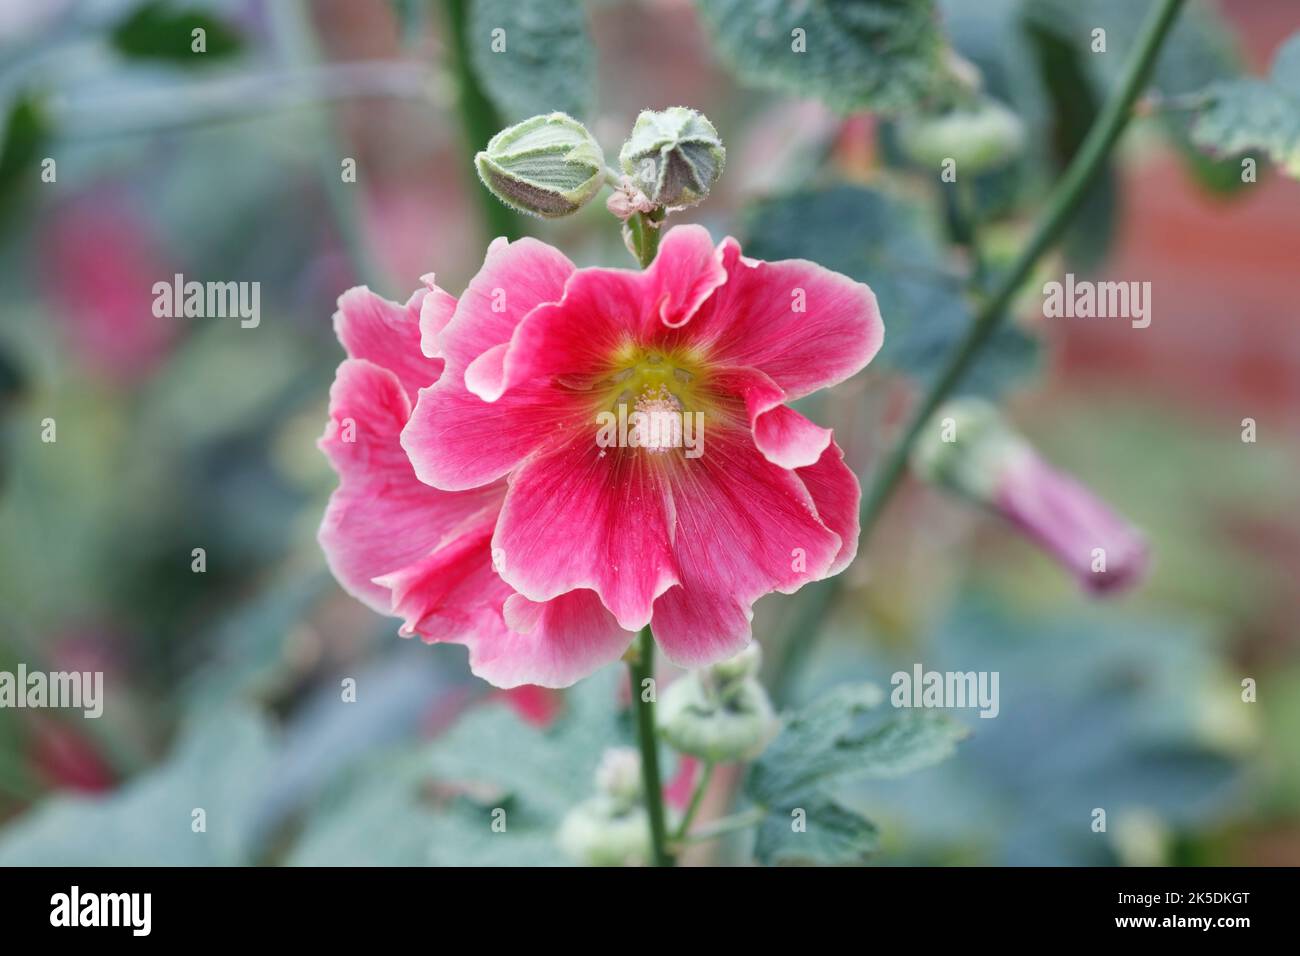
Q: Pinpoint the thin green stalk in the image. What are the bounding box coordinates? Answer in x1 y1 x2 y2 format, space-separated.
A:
628 626 674 866
677 806 765 845
672 760 715 843
627 208 665 268
856 0 1186 545
443 0 524 241
772 0 1186 705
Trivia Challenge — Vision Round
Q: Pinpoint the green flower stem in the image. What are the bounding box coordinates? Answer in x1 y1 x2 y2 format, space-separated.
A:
627 207 665 268
855 0 1186 546
442 0 524 242
770 0 1186 707
628 626 674 866
677 806 766 845
672 760 715 843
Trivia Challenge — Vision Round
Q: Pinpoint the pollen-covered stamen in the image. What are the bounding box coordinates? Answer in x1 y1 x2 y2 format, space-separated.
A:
632 383 684 454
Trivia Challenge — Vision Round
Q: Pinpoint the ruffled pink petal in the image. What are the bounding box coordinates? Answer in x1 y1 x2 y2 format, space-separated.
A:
712 367 832 470
401 373 593 491
466 225 728 402
645 224 728 329
334 286 447 401
795 439 861 577
467 590 636 689
492 439 681 632
370 513 634 688
417 273 457 360
663 237 883 400
373 514 506 640
317 359 503 613
432 236 575 375
649 424 844 667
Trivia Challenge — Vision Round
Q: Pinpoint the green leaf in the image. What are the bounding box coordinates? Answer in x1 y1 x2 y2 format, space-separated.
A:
1029 0 1249 193
1192 32 1300 179
743 184 1039 398
1021 9 1116 269
753 792 879 866
742 683 964 865
467 0 595 121
0 708 276 866
109 1 243 63
695 0 949 115
290 666 632 866
747 684 968 808
0 94 49 224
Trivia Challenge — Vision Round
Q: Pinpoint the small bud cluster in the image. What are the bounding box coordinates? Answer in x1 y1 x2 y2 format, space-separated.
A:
475 107 724 226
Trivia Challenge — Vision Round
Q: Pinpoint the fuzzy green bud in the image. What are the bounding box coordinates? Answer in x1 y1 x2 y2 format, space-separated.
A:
618 107 725 210
910 398 1030 502
593 746 642 807
475 112 607 219
657 646 777 763
896 97 1025 174
556 796 653 867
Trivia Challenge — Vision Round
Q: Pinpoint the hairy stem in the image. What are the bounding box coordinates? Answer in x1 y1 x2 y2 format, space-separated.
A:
627 207 665 268
677 806 766 845
629 626 674 866
672 760 715 843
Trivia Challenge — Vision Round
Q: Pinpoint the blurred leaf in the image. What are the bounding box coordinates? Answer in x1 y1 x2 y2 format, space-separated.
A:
109 2 243 63
695 0 949 115
467 0 594 121
753 792 879 866
0 94 49 224
791 597 1250 865
1021 9 1116 269
387 0 426 44
182 569 333 709
0 707 275 865
744 184 1040 398
1033 0 1250 193
744 682 963 865
748 684 967 807
290 665 631 866
1191 32 1300 180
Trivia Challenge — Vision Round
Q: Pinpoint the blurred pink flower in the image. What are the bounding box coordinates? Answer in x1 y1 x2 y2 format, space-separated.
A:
498 685 561 727
27 716 115 794
41 199 175 382
996 451 1149 594
914 399 1149 595
319 225 881 687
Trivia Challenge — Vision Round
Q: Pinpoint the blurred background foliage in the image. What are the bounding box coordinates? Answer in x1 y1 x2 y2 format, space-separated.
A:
0 0 1297 865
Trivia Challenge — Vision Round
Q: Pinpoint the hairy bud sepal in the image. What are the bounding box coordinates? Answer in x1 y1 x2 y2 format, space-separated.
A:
657 644 777 763
618 107 725 211
475 112 607 220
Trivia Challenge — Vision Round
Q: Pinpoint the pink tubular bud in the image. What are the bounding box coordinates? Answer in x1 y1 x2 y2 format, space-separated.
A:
912 399 1149 595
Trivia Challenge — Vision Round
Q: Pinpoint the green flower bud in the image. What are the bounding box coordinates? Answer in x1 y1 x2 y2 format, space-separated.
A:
657 659 777 763
910 398 1030 502
557 795 653 867
475 112 607 219
593 746 642 806
618 107 725 210
896 97 1025 174
707 641 762 686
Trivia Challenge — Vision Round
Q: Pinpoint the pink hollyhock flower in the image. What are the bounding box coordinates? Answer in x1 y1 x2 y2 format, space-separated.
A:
319 225 881 687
